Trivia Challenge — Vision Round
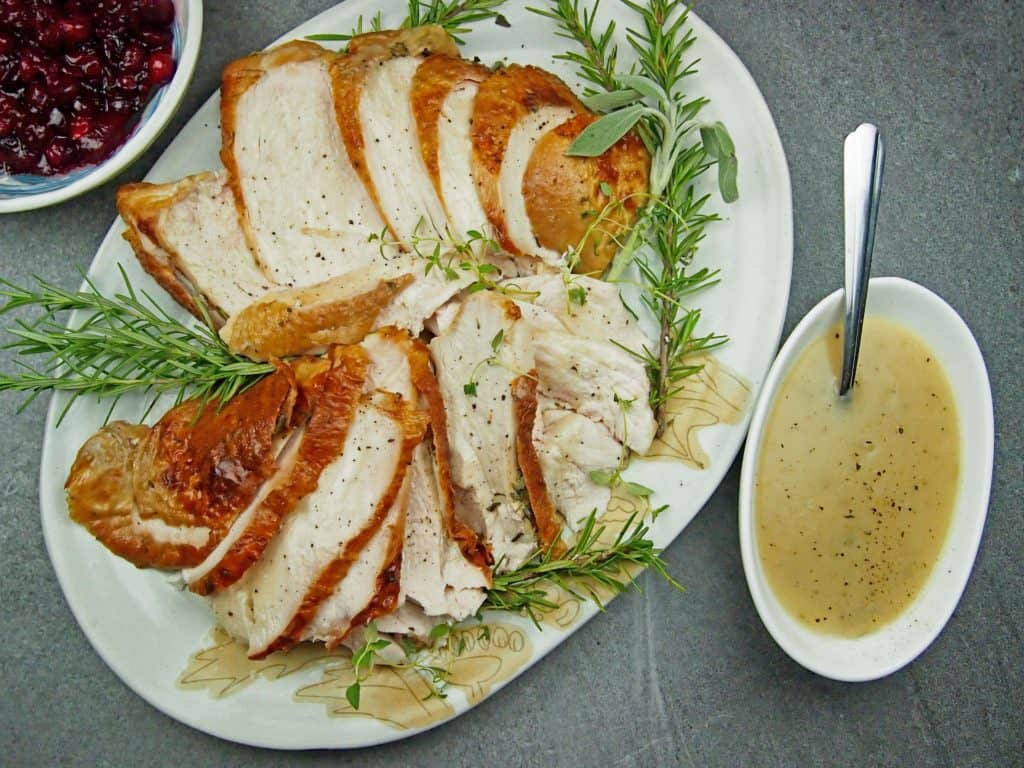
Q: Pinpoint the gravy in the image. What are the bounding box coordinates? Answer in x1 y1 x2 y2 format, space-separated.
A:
755 317 960 637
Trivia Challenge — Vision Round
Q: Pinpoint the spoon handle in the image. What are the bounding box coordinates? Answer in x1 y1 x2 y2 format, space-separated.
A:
839 123 885 397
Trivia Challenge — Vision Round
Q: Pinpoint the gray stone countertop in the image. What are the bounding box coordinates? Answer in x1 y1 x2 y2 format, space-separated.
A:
0 1 1020 766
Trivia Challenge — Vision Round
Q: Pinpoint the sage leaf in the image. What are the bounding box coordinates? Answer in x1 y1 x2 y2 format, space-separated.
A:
618 73 665 104
566 104 646 157
582 88 642 113
718 153 739 203
700 122 739 203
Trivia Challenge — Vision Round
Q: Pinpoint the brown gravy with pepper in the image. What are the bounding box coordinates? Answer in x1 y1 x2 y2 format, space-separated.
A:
755 317 960 637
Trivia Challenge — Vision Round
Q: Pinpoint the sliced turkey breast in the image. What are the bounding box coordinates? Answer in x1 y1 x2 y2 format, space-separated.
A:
411 55 493 247
511 274 657 452
301 470 408 650
66 370 298 569
533 400 622 531
219 271 415 361
471 65 583 264
210 391 425 658
186 347 369 595
365 327 491 618
400 442 489 619
330 27 459 244
117 172 272 326
523 113 650 275
221 41 392 287
429 292 536 570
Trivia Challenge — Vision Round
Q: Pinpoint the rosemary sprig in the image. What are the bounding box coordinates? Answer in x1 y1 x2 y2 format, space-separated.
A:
483 510 681 627
307 0 509 45
532 0 738 432
404 0 511 42
0 267 274 424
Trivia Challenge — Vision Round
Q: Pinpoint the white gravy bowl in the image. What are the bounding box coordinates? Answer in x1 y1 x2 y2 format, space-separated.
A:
738 276 994 681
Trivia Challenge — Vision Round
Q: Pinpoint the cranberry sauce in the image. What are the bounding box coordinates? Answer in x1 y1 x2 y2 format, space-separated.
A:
0 0 177 177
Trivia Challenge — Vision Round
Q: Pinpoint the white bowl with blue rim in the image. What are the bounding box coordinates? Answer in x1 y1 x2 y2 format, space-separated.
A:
0 0 203 214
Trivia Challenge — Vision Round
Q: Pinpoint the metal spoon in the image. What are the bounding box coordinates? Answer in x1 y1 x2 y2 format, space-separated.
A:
839 123 885 397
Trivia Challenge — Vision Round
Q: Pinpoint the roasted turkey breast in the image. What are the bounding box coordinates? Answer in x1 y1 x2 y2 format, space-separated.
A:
84 27 662 649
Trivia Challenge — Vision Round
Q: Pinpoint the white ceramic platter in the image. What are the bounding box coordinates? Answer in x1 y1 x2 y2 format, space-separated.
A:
38 0 792 749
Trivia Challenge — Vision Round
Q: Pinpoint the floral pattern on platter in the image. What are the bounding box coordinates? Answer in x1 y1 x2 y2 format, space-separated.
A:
176 357 746 732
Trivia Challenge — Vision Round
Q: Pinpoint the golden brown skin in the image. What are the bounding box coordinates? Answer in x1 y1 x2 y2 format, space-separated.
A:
220 273 415 362
65 370 298 569
410 54 490 215
470 65 584 255
191 346 371 596
523 113 650 275
64 422 209 569
512 373 563 551
130 371 298 532
330 26 460 241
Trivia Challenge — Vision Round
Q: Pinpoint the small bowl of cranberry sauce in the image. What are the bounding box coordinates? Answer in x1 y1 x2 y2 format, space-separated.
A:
0 0 202 213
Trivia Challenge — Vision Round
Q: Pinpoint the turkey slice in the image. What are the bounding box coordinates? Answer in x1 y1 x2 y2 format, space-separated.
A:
330 26 459 243
66 370 299 570
411 55 493 248
366 328 491 619
219 271 415 361
533 399 622 532
512 274 657 453
471 65 582 264
400 441 490 619
429 292 536 571
221 40 393 287
117 172 272 325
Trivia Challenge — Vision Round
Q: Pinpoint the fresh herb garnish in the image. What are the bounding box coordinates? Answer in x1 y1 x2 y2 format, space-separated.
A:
345 623 459 709
532 0 738 433
484 509 681 626
0 267 274 424
308 0 509 45
463 328 505 397
345 630 392 709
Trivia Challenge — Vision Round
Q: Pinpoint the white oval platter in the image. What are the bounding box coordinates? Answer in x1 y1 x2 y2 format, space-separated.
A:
38 0 793 749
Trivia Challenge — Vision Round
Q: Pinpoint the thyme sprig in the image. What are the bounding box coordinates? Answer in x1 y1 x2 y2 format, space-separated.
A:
532 0 738 432
483 510 681 627
307 0 509 45
345 623 454 710
0 267 274 424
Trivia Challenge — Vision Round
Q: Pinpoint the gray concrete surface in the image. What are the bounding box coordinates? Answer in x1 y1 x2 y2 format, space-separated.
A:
1 1 1021 766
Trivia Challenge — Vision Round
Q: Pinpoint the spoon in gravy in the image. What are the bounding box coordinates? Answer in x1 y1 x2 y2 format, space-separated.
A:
839 123 885 397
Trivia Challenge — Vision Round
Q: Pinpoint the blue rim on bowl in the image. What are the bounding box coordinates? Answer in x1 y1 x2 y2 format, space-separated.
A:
0 0 203 214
